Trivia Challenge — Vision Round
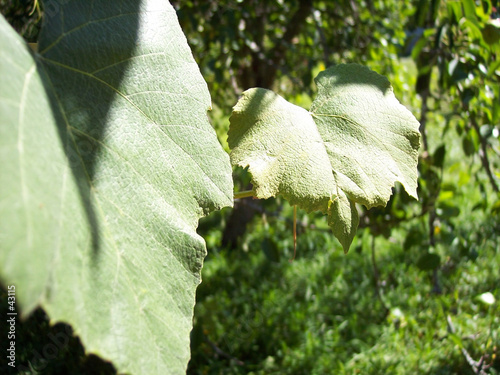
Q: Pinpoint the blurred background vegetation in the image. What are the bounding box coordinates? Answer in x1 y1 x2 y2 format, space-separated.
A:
1 0 499 374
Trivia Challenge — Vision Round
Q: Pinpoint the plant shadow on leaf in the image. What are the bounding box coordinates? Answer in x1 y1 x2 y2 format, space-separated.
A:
315 63 392 96
37 2 142 257
227 88 275 145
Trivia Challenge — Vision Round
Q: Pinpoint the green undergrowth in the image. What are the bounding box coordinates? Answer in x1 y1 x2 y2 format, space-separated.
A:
191 201 499 374
191 97 499 374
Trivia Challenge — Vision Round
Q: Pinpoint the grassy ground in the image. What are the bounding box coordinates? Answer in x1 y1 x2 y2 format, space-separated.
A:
189 78 500 374
189 197 499 374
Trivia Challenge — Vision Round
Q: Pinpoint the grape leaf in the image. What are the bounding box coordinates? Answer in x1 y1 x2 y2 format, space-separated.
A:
228 88 334 212
0 2 233 375
311 64 420 207
228 64 420 252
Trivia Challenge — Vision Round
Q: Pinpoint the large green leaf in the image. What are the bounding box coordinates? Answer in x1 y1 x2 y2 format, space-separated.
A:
0 1 233 374
228 64 420 252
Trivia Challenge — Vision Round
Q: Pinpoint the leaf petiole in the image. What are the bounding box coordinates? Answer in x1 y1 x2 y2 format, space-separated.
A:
289 205 297 262
233 190 255 199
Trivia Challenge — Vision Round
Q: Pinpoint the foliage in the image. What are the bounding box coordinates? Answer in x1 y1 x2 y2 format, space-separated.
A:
0 0 41 42
190 207 499 374
0 1 232 374
189 0 500 374
1 0 499 374
171 0 413 110
228 65 420 252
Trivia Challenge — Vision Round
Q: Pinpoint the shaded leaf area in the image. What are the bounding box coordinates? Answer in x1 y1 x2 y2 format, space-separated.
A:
228 88 334 212
0 286 116 375
0 1 232 374
228 64 420 252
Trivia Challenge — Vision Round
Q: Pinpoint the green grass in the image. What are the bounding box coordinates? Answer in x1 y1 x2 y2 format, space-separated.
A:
190 99 500 374
190 207 499 374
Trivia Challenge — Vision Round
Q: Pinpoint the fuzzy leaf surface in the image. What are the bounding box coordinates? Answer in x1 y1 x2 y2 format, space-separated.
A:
228 64 420 252
311 64 421 209
0 2 233 374
228 88 334 212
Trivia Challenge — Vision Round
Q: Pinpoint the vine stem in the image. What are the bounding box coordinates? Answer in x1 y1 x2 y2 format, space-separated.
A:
289 205 297 262
470 116 499 193
233 190 255 199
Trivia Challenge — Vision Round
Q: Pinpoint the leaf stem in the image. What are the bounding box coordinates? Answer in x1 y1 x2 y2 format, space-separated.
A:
289 205 297 262
233 190 255 200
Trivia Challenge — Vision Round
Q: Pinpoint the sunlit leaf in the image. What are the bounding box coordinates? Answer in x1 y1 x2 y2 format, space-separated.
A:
228 64 420 252
0 2 233 374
